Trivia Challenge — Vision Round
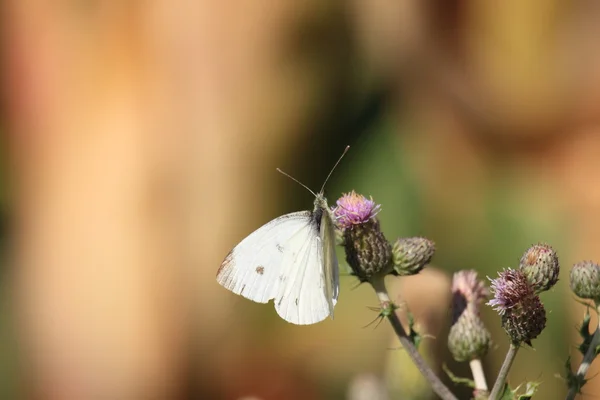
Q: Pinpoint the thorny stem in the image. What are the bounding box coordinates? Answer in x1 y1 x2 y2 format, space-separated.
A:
565 303 600 400
370 275 458 400
489 343 520 400
469 358 488 393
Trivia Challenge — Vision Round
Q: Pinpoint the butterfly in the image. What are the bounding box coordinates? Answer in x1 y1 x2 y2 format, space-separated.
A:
216 146 349 325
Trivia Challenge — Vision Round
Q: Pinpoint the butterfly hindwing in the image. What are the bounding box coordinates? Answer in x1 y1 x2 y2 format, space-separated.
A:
321 208 339 317
275 210 336 325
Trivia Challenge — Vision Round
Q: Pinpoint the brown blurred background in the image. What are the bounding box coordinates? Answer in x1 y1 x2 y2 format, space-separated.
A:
3 0 600 399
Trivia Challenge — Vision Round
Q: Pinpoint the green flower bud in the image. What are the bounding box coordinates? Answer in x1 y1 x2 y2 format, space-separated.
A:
570 261 600 301
519 243 559 293
448 311 491 362
391 237 435 276
343 219 393 282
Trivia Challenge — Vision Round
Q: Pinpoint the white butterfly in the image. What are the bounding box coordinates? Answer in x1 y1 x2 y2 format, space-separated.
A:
216 147 349 325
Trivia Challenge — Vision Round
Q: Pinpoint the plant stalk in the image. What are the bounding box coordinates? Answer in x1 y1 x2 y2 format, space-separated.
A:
489 342 519 400
565 303 600 400
469 358 488 393
370 275 458 400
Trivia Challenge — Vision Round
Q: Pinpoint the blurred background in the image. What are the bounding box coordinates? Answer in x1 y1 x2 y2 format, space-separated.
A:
3 1 600 399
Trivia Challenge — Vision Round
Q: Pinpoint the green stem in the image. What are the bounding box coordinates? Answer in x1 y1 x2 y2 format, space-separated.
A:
565 303 600 400
370 275 458 400
489 343 520 400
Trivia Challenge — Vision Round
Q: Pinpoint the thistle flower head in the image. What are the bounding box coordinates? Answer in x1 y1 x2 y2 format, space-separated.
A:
570 261 600 301
335 192 391 281
452 269 489 308
487 269 534 314
334 191 381 230
488 269 546 345
343 219 393 282
519 243 559 293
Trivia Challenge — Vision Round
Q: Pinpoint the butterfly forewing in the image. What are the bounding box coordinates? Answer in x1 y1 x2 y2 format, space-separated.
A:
217 211 313 304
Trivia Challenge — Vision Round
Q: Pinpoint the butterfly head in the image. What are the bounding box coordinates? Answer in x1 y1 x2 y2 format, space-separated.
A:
314 192 329 212
312 193 330 231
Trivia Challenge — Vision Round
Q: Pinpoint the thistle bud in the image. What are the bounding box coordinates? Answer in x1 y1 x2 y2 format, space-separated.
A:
488 269 546 345
570 261 600 301
334 192 391 281
391 237 435 276
448 312 491 362
519 243 559 293
343 219 393 282
448 270 491 362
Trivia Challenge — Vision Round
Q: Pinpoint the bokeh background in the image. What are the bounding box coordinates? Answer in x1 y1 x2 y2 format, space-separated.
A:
3 1 600 399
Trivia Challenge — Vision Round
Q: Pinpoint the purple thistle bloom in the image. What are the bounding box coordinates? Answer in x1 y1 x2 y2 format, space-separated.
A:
488 268 547 344
333 191 381 230
487 269 534 314
452 270 489 307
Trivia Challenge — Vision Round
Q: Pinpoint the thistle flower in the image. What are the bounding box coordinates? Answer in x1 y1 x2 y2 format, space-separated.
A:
335 192 391 281
488 269 532 314
519 243 559 293
488 269 546 345
391 237 435 276
451 270 489 314
570 261 600 302
448 270 491 362
334 191 381 230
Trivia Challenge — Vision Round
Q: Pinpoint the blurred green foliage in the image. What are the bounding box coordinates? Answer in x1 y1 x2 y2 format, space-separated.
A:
0 134 19 398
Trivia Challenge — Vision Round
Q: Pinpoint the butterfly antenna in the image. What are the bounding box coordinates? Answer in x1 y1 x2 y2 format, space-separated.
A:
276 168 317 197
319 145 350 194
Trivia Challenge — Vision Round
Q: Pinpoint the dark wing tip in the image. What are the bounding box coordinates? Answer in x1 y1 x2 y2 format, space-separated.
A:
216 250 234 277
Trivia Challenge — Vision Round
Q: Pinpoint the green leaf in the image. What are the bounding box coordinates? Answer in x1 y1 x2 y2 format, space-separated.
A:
516 381 541 399
499 383 514 400
364 301 399 329
563 355 586 395
497 381 541 400
407 312 423 348
442 364 475 388
578 308 594 356
381 301 399 317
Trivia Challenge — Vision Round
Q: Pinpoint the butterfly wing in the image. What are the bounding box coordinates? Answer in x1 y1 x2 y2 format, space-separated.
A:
275 213 338 325
217 211 312 304
320 208 339 317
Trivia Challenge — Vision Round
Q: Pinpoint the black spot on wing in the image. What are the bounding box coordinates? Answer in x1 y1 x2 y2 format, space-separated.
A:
276 243 284 253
